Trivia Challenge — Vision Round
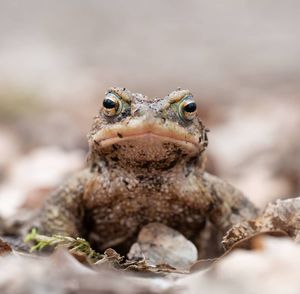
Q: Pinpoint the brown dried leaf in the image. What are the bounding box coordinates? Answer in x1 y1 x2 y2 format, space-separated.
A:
190 258 217 272
94 246 188 274
0 238 12 256
94 248 124 270
69 249 93 265
223 198 300 250
191 231 288 273
122 259 181 274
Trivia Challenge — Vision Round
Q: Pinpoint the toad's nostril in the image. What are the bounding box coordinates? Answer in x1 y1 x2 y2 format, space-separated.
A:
132 107 141 115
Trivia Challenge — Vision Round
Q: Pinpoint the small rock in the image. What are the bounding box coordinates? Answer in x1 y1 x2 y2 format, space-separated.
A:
0 249 159 294
128 223 198 271
0 146 84 217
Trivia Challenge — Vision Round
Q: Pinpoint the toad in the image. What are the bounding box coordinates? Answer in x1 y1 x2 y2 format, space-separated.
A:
33 87 258 258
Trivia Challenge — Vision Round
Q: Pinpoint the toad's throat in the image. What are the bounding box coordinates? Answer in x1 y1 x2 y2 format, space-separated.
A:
94 133 199 166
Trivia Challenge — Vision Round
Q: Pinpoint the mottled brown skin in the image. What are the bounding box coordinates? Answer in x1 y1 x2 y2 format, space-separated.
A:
35 87 258 258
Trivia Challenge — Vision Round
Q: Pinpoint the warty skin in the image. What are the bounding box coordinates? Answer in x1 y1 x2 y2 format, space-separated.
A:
34 87 258 258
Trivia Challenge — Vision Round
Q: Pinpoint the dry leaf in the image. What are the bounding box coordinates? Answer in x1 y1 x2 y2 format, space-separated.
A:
223 198 300 250
0 238 12 256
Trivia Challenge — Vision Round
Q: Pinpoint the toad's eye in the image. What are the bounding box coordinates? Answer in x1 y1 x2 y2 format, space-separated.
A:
102 94 122 117
179 97 197 121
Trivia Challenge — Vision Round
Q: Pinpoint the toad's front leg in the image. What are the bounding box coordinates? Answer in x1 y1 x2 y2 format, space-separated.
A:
192 172 258 258
203 172 258 237
30 169 93 238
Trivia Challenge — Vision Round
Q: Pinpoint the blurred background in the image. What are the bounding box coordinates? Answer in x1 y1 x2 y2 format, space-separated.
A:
0 0 299 217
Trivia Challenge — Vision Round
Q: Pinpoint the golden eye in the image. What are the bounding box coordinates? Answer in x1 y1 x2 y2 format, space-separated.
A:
179 97 197 120
102 94 121 116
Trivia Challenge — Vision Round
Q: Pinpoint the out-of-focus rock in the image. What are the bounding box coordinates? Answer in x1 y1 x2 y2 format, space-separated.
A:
178 237 300 294
128 223 198 271
0 248 162 294
209 98 300 208
0 146 84 217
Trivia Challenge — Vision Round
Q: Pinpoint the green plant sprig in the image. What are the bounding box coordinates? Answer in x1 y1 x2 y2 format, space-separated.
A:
24 228 103 262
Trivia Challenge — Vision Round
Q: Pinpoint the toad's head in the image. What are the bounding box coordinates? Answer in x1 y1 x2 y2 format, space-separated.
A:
88 87 208 170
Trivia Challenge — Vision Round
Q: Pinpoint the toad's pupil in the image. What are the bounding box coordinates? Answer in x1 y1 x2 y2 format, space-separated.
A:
103 98 117 109
184 102 197 113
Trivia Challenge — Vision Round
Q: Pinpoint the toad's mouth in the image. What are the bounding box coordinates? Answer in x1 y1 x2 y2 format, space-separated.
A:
92 120 200 153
